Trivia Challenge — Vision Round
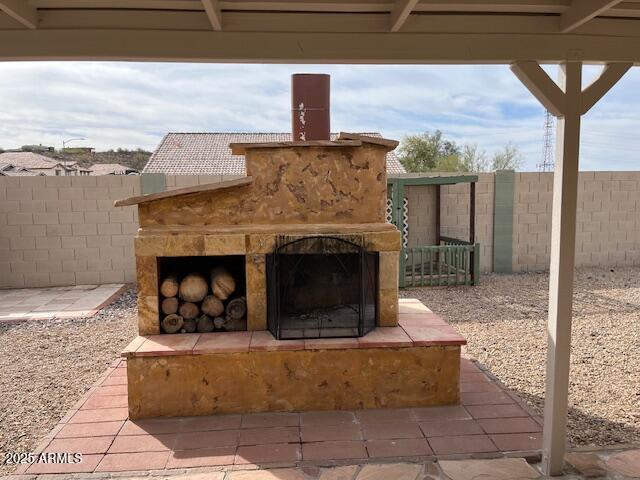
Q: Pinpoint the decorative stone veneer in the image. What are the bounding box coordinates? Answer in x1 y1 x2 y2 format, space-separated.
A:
128 139 401 335
137 144 388 228
134 229 401 335
126 345 460 418
123 299 464 419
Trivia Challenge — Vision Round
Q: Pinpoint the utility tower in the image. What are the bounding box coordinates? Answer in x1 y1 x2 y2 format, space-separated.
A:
538 110 554 172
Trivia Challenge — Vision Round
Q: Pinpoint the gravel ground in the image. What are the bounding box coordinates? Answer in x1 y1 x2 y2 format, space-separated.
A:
0 271 637 475
0 287 137 475
402 267 640 448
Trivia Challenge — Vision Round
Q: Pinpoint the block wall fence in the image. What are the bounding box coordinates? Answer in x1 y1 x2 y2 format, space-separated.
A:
1 171 639 288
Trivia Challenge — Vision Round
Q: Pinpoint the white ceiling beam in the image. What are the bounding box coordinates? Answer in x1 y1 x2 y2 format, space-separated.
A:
510 60 566 116
389 0 418 32
19 10 640 36
2 29 640 64
0 0 38 28
560 0 624 32
201 0 222 30
581 62 632 114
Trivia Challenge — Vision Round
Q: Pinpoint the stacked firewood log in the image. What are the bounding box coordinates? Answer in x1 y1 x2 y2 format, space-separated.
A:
159 267 247 334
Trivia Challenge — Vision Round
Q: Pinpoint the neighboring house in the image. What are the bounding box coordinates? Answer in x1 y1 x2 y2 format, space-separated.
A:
20 144 55 153
0 162 46 176
143 133 406 175
0 152 91 176
63 146 95 154
89 163 139 175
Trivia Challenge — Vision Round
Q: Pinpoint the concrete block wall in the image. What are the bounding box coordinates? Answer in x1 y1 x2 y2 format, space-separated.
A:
406 185 436 247
0 175 246 288
0 176 139 288
512 171 640 271
405 173 494 272
403 171 640 273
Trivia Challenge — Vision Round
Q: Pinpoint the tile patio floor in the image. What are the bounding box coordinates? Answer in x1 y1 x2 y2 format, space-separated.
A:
0 284 124 323
17 356 547 476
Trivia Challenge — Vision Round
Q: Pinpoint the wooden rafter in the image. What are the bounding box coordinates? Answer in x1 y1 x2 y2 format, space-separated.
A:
581 62 632 114
512 60 632 117
560 0 624 33
0 0 38 29
510 61 565 116
201 0 222 30
389 0 418 32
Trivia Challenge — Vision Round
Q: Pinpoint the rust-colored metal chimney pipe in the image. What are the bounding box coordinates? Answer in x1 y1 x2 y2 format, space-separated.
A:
291 73 330 141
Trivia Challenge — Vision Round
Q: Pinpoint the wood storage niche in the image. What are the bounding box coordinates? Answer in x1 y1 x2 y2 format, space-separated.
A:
156 255 247 334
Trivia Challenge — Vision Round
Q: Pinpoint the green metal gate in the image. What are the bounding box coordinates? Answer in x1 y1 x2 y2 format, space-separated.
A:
387 175 481 288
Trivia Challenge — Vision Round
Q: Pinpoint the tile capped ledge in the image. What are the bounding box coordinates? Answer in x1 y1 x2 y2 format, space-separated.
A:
122 312 465 358
133 333 200 357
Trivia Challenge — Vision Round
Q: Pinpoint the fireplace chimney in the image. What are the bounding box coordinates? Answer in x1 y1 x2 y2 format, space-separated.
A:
291 74 330 142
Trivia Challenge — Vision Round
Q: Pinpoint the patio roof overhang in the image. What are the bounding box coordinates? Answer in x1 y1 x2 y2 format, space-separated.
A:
1 0 640 63
0 1 635 477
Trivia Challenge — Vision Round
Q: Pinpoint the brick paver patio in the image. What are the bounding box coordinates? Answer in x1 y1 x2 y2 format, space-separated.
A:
0 284 124 323
15 355 547 476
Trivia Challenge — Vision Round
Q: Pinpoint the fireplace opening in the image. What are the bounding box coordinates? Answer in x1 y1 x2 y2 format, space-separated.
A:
267 236 377 339
156 255 246 334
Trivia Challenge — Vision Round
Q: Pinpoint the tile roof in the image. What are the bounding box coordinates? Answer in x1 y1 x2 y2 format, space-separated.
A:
0 162 45 176
0 152 60 169
143 133 405 175
0 169 46 176
0 152 84 172
89 163 137 175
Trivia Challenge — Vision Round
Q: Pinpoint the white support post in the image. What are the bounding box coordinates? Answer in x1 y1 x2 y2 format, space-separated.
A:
511 60 631 476
542 61 582 476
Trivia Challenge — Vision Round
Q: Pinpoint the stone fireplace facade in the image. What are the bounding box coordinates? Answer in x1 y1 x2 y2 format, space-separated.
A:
128 135 401 338
118 133 465 419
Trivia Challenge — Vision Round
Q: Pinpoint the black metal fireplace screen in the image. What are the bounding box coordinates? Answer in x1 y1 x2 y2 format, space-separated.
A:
267 236 378 339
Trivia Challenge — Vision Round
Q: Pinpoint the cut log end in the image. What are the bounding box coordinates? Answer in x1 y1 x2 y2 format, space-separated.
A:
225 296 247 320
160 275 179 298
183 317 197 333
161 297 178 315
179 273 208 303
211 267 236 300
178 301 199 320
196 314 214 333
162 313 184 334
202 295 224 317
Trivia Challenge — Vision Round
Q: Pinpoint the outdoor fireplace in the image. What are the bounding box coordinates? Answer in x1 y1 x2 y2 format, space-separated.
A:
118 74 464 419
267 236 377 339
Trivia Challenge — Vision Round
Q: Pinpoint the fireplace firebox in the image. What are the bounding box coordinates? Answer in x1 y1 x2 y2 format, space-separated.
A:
267 236 378 339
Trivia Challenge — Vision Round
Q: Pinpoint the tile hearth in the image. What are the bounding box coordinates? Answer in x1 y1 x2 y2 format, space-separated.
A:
123 299 465 418
18 350 543 476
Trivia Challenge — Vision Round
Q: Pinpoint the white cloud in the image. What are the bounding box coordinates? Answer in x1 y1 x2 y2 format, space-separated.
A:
0 62 638 171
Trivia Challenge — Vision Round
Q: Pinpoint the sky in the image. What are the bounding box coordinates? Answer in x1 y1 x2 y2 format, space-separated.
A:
0 62 638 171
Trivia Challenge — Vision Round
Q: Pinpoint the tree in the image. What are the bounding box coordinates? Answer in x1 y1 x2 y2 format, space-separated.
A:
491 143 522 171
398 130 460 172
398 131 522 173
459 144 489 173
433 154 464 172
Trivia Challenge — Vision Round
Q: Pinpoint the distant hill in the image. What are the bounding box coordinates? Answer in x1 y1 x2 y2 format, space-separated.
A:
41 148 151 172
